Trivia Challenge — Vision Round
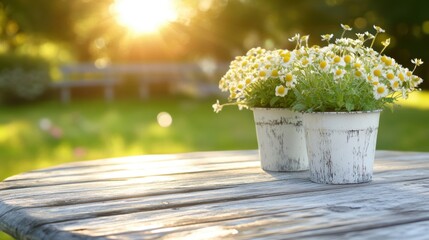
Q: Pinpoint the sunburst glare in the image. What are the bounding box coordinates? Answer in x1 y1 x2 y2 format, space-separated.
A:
112 0 178 34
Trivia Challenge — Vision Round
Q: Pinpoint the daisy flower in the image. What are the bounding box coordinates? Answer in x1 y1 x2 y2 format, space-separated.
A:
343 55 353 65
385 70 396 81
331 55 346 67
396 70 407 82
283 72 297 88
373 25 385 33
341 24 352 31
381 55 394 66
371 65 384 78
390 79 401 91
258 67 269 80
411 58 424 66
321 34 334 42
332 67 346 80
275 85 288 97
354 69 364 78
318 60 330 72
270 69 280 78
373 83 389 100
212 100 223 113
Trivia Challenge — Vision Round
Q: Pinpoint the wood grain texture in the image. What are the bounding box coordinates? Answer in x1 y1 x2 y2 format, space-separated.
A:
1 150 429 240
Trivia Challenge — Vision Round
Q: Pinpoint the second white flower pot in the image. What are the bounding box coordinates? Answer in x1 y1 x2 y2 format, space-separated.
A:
302 110 381 184
253 108 308 172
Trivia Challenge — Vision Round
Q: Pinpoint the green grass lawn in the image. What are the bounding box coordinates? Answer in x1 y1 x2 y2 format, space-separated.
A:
1 94 429 181
0 94 429 239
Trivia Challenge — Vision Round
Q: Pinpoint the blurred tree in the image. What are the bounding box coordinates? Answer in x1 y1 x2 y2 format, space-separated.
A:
0 0 427 87
178 0 429 88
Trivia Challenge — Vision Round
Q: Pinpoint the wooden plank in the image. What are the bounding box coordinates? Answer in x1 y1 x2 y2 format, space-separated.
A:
1 150 429 240
2 172 428 226
0 160 260 191
1 157 429 203
3 150 259 182
4 177 428 239
0 156 428 201
3 150 424 188
1 166 428 234
0 152 428 210
325 220 429 240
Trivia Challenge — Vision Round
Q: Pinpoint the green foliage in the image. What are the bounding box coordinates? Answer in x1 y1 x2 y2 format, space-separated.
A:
0 54 51 102
0 54 49 70
244 77 295 108
292 73 387 112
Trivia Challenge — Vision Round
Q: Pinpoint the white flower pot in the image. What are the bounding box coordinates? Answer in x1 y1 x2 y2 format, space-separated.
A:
253 108 308 171
302 110 381 184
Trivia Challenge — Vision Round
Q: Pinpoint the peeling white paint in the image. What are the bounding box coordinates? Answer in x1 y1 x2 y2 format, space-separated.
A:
253 108 309 172
303 110 381 184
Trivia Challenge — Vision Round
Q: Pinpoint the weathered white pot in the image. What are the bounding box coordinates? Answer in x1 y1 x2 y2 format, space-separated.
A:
303 110 381 184
253 108 308 172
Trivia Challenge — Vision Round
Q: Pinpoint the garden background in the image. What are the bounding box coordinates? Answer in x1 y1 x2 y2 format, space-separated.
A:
1 0 429 239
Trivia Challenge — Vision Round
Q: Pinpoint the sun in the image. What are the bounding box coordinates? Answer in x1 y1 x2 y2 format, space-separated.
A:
112 0 178 34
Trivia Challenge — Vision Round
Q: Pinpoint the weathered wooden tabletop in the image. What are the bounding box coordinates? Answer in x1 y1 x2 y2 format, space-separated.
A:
1 150 429 240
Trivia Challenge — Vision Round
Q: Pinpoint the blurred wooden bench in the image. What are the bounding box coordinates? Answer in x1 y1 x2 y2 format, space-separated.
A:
51 63 228 103
1 150 429 239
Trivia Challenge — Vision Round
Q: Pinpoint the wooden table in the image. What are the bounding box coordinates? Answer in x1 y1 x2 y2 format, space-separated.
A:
1 150 429 240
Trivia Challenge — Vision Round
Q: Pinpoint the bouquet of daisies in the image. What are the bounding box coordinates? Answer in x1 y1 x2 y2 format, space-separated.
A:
213 24 423 113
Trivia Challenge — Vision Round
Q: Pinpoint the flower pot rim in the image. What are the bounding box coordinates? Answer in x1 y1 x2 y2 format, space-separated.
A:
303 109 382 115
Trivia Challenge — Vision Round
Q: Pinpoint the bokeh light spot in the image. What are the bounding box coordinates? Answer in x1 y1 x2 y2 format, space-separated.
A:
422 21 429 34
354 17 367 29
157 112 173 128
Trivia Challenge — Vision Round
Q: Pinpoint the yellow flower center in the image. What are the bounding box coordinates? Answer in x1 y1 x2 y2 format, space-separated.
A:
319 61 327 69
406 71 412 77
354 62 361 68
344 55 352 64
271 69 279 77
237 83 244 89
245 78 252 84
392 81 399 88
373 69 382 77
281 51 291 58
355 70 362 77
398 73 405 81
241 61 248 67
335 69 343 76
386 73 395 80
277 86 285 94
372 81 379 86
302 58 309 65
377 86 385 94
381 56 388 63
283 56 291 63
385 58 392 66
259 71 266 77
333 56 341 63
285 73 294 82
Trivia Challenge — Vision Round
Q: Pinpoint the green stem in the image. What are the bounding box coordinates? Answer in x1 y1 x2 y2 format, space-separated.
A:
380 45 388 54
370 33 378 48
